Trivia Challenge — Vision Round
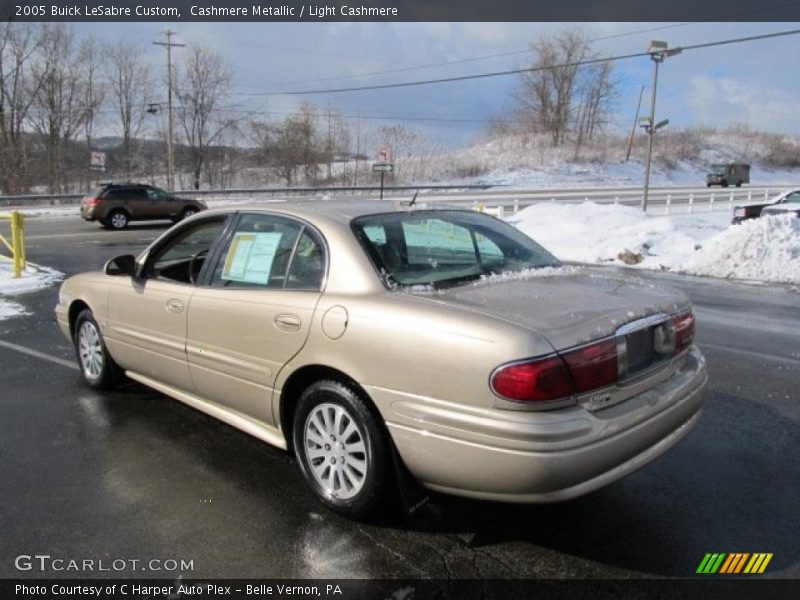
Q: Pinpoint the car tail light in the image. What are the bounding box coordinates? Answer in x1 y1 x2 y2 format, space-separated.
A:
490 355 574 402
491 338 618 403
561 339 618 393
673 312 695 354
83 197 100 207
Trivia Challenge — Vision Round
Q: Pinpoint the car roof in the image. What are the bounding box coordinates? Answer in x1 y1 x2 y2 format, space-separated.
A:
100 182 155 189
205 199 471 224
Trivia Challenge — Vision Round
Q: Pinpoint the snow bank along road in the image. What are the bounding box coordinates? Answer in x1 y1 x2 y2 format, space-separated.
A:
0 215 798 579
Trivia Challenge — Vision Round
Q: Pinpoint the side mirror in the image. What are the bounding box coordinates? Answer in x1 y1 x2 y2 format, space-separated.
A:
104 254 136 276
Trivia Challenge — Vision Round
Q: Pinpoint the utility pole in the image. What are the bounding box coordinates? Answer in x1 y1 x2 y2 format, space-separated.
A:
154 30 185 190
625 85 644 163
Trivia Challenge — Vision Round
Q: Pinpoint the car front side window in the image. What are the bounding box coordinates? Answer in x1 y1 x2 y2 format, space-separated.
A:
144 217 227 284
146 188 168 201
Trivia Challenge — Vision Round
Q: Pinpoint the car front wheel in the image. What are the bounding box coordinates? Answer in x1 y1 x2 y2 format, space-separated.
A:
292 380 392 520
74 309 122 389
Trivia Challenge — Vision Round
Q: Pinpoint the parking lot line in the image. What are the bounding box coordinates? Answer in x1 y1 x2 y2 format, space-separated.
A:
0 339 78 370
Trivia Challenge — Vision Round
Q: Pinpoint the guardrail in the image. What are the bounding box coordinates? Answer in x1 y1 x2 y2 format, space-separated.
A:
1 182 797 217
0 211 26 278
0 183 499 207
423 185 796 217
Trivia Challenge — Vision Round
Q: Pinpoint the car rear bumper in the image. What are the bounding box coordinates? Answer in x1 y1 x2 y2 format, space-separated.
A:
378 346 707 503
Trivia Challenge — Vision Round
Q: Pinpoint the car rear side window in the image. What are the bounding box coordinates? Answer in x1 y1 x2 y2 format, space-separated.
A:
104 189 126 200
353 210 559 288
210 214 324 290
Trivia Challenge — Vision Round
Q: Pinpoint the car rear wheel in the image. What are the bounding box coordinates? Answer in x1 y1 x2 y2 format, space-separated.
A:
181 207 198 220
74 309 122 389
105 210 129 230
292 380 392 520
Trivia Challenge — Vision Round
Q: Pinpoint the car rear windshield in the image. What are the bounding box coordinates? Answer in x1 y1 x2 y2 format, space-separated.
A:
352 210 560 289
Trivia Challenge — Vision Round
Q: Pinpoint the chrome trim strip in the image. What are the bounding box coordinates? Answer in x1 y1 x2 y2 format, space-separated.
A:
615 313 670 336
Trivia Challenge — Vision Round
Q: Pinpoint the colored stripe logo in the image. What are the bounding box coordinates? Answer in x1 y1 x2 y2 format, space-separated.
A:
697 553 773 574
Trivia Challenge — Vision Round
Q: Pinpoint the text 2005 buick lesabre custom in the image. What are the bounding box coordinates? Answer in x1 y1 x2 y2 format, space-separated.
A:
56 202 707 519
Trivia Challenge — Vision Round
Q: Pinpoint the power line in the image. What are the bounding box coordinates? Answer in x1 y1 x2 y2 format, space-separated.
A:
228 3 800 92
256 27 800 96
231 26 687 92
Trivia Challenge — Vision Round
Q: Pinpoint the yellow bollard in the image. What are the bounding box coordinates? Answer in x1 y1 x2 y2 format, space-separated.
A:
9 211 24 278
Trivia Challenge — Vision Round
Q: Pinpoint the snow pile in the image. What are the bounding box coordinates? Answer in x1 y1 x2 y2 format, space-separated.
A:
513 201 729 269
683 214 800 283
0 261 63 321
512 201 800 284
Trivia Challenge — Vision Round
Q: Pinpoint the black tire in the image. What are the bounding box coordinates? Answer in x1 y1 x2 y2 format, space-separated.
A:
722 181 729 188
105 209 129 230
172 207 198 224
292 380 393 520
735 181 742 187
73 309 123 390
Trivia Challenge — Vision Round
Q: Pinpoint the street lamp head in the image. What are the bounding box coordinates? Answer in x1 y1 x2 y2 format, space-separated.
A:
648 40 682 61
655 118 670 131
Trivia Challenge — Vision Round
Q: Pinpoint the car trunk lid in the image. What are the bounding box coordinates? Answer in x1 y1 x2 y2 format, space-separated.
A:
408 267 690 353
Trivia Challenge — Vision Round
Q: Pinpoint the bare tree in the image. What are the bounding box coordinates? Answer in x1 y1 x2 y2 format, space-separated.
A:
175 46 233 190
513 29 617 148
27 25 89 192
0 23 44 193
107 41 149 179
270 103 324 186
573 61 617 158
248 115 280 184
78 35 105 191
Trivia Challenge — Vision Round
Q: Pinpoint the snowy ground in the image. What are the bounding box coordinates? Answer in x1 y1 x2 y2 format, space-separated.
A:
512 202 800 285
0 261 63 321
473 159 800 189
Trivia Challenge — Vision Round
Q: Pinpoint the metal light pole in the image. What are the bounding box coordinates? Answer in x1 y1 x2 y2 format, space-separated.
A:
641 41 681 212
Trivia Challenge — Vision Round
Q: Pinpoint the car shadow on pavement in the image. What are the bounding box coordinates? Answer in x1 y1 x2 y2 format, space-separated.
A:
398 391 800 577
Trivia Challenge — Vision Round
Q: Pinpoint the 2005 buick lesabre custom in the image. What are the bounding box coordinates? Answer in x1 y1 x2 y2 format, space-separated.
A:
55 202 707 519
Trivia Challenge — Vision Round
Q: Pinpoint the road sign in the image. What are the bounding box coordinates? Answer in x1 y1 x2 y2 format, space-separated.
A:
89 151 106 172
372 163 393 172
376 145 392 164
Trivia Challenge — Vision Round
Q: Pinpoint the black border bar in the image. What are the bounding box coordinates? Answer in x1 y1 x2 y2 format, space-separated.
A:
4 0 800 22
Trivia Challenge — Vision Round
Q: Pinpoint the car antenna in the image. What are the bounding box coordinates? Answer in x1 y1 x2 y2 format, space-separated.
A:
408 190 419 206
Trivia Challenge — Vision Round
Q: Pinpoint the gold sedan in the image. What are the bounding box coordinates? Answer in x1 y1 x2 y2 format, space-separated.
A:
56 202 707 519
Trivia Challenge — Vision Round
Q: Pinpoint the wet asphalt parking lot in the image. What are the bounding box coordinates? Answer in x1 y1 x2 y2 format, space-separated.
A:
1 214 799 580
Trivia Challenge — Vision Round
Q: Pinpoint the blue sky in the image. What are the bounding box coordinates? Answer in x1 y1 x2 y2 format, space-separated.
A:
74 21 800 146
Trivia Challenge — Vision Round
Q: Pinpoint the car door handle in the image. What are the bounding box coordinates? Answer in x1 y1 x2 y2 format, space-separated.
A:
273 314 301 331
166 298 185 314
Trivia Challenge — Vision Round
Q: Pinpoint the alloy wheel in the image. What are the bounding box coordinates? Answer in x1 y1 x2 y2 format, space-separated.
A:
78 321 104 380
303 402 368 499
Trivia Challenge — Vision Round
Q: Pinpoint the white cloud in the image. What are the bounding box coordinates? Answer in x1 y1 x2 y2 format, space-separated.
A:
687 75 800 133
